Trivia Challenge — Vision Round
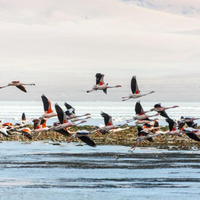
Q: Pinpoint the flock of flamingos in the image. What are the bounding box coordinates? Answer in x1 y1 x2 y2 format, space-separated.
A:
0 74 200 151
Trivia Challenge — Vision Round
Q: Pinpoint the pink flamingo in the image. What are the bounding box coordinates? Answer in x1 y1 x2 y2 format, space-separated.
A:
87 73 121 94
0 81 35 92
150 103 178 119
41 94 57 118
122 76 154 101
127 101 158 123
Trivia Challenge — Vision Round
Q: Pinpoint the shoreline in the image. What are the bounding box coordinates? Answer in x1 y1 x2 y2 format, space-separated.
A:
1 125 200 150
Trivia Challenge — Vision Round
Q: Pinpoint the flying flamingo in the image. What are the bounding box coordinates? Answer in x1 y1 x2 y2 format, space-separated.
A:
17 128 33 140
150 103 178 119
14 113 28 128
41 94 57 118
64 102 90 119
87 73 121 94
129 126 162 151
0 81 35 92
126 101 158 123
159 118 184 138
53 103 87 130
31 118 50 139
122 76 154 101
67 129 97 147
179 116 199 128
0 121 12 137
181 127 200 142
51 121 71 137
96 111 128 136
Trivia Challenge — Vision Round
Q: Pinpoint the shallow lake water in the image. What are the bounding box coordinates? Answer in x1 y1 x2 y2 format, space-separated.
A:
0 141 200 200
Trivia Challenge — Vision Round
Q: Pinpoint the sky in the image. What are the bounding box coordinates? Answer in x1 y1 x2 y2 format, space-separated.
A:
0 0 200 102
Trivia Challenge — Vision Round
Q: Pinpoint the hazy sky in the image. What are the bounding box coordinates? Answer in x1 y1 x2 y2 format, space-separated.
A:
0 0 200 102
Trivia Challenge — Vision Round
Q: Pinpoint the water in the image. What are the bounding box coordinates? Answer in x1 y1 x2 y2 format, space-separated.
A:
1 101 200 199
0 141 200 200
0 101 200 126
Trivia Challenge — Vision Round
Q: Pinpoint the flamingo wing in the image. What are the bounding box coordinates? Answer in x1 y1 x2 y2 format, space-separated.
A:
55 104 66 124
131 76 140 94
0 130 9 137
32 119 40 130
16 85 27 92
21 128 32 140
41 94 53 113
154 120 159 128
64 102 75 114
55 128 71 136
95 73 105 85
159 110 169 119
22 113 26 121
186 121 195 128
177 121 185 130
103 88 107 94
78 135 96 147
166 118 175 131
101 111 112 126
40 118 47 128
137 126 143 136
135 101 144 115
186 132 200 142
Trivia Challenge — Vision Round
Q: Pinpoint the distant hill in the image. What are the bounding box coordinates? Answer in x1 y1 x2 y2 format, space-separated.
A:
123 0 200 18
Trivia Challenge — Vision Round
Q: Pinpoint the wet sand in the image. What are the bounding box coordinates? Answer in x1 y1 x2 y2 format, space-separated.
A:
0 141 200 200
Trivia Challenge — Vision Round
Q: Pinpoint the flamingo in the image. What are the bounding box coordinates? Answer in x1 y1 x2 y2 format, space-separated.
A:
31 118 50 139
32 118 50 132
160 118 183 137
53 103 87 130
0 81 35 92
67 129 97 147
14 113 28 128
0 121 12 137
41 94 57 118
126 101 158 123
129 126 162 151
122 76 154 101
51 122 71 137
150 103 178 119
96 111 128 135
142 121 160 133
86 73 121 94
181 127 200 142
64 102 90 119
179 116 199 128
17 127 32 140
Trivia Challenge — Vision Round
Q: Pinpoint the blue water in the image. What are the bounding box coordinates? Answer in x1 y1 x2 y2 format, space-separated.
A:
0 142 200 200
0 101 200 126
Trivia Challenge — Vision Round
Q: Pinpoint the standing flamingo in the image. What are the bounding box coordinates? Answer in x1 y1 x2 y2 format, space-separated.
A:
87 73 121 94
0 81 35 92
122 76 154 101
